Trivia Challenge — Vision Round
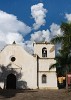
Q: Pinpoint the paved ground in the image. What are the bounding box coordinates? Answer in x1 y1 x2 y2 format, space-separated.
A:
0 89 71 100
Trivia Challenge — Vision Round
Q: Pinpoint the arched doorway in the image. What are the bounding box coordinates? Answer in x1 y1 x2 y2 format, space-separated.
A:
6 73 16 89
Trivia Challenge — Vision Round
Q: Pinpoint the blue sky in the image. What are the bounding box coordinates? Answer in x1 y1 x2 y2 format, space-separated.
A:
0 0 71 53
0 0 71 25
0 0 71 36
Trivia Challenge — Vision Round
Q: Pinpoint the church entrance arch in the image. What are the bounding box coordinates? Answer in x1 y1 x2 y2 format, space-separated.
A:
6 73 16 89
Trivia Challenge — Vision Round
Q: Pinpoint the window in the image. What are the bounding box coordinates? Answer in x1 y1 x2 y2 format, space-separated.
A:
11 57 16 62
42 47 47 57
42 74 47 83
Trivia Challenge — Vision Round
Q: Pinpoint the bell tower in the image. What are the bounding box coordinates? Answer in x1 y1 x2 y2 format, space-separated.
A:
34 42 55 58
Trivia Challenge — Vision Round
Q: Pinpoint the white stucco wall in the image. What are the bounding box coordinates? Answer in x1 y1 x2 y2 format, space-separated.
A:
38 59 56 71
0 43 57 89
38 58 58 89
34 43 55 58
0 44 37 89
38 72 58 89
34 43 58 89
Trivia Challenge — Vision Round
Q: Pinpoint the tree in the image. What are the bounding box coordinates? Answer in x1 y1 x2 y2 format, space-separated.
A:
49 50 71 76
51 22 71 52
50 22 71 75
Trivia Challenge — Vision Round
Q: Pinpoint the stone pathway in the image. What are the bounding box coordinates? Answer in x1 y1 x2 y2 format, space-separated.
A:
0 89 71 100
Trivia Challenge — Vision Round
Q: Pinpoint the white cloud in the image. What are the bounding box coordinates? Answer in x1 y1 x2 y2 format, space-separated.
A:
0 9 64 55
0 10 31 35
31 31 44 42
0 4 47 53
0 10 31 45
42 30 50 41
23 41 34 54
31 30 50 42
23 30 50 54
25 23 62 54
65 13 71 22
6 32 24 44
0 41 6 51
0 31 24 44
31 3 47 30
50 23 62 38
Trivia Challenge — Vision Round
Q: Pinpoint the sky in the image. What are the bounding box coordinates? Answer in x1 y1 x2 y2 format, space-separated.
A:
0 0 71 54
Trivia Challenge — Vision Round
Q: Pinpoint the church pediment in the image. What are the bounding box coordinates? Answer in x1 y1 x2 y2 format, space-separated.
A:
7 63 22 69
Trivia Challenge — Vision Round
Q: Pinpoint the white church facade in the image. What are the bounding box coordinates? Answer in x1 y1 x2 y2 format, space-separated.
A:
0 42 58 89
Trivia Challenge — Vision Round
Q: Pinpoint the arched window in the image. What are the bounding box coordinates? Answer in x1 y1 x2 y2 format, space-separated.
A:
42 74 47 83
42 47 47 57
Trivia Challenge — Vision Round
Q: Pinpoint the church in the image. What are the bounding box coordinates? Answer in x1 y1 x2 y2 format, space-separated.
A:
0 42 58 89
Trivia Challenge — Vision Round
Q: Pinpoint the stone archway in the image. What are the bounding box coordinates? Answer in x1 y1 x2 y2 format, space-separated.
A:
6 73 16 89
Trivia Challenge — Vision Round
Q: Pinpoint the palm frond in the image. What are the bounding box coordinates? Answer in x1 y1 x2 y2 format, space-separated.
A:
49 63 59 70
50 35 63 44
61 22 71 35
